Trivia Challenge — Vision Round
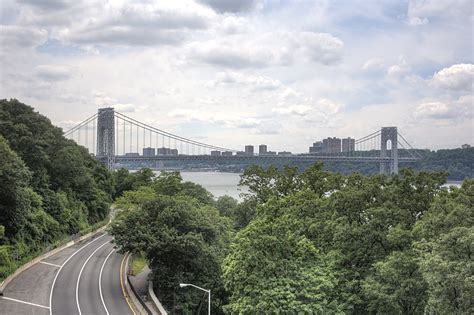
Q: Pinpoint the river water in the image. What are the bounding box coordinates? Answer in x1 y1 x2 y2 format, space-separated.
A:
155 171 248 200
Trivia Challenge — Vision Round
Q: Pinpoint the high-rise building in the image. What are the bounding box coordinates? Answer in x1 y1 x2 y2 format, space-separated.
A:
170 149 178 155
322 137 341 154
342 137 355 152
245 145 254 155
143 147 156 156
309 141 323 153
211 150 221 156
278 151 292 156
157 147 171 155
259 144 267 155
222 151 233 156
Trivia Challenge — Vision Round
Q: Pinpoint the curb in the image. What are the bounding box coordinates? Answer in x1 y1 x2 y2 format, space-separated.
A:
123 253 150 315
148 280 168 315
0 224 108 295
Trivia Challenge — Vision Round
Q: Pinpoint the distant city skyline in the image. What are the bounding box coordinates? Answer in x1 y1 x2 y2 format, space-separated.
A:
0 0 472 152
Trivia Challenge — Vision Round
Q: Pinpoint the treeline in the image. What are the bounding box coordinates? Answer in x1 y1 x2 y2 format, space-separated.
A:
0 99 114 280
216 147 473 181
111 164 472 314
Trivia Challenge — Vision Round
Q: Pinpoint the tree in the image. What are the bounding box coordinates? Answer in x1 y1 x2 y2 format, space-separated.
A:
414 180 473 313
110 174 232 314
223 193 342 314
0 135 31 237
215 195 238 219
362 250 427 314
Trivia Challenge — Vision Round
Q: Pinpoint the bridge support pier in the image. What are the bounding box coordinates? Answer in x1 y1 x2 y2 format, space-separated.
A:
380 127 398 175
97 107 115 170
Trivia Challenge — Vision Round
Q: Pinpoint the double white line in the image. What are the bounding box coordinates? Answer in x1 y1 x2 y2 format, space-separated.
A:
49 234 109 315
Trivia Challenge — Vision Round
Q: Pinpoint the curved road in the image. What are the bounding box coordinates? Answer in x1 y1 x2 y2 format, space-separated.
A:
0 233 135 315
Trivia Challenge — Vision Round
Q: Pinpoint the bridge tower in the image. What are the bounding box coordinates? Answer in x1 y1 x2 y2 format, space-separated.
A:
97 107 115 170
380 127 398 175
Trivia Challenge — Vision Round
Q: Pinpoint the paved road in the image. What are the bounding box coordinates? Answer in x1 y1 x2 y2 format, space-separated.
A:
0 233 134 315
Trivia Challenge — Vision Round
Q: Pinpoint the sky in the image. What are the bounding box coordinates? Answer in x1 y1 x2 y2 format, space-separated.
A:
0 0 473 152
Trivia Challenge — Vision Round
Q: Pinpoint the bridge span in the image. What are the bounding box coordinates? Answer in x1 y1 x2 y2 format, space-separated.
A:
65 108 421 174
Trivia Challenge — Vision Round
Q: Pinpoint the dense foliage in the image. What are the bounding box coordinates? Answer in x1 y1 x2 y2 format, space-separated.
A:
110 171 232 314
0 99 114 279
111 162 472 314
222 163 472 314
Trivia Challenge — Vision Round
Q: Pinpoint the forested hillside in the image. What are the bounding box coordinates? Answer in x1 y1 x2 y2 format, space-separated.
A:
0 99 114 280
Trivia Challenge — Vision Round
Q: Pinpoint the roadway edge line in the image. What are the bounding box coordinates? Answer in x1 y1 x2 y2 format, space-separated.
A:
75 241 111 315
120 253 138 315
99 247 115 315
0 222 109 296
49 233 107 315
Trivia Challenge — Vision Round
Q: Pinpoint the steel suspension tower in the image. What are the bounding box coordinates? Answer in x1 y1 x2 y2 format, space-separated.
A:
380 126 398 175
96 107 115 170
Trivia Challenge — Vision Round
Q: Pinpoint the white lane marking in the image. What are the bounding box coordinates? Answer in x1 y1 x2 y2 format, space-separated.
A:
76 241 110 315
49 233 106 315
40 261 61 268
99 248 115 315
2 296 50 309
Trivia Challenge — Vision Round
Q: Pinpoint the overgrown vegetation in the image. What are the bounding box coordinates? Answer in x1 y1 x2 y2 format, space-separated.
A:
111 163 472 314
0 99 114 281
111 171 232 313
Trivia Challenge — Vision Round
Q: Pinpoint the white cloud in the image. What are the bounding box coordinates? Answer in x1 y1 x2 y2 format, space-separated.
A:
316 98 341 115
294 32 344 65
407 0 472 25
432 64 474 91
414 95 473 120
212 72 282 90
387 56 410 77
114 103 136 113
190 39 275 68
362 58 385 71
272 105 312 116
190 31 343 68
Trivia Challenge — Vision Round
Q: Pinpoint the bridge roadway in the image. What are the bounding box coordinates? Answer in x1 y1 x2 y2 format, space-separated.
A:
0 233 134 315
112 154 419 163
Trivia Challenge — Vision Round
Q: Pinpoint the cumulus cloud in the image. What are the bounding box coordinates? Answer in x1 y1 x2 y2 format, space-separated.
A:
414 95 473 120
35 65 73 81
362 58 385 71
0 25 47 48
191 31 343 68
114 103 136 113
272 105 312 116
197 0 264 13
432 64 474 91
315 98 342 115
294 32 344 65
212 72 282 90
190 39 276 68
17 0 76 11
387 56 410 77
407 0 472 25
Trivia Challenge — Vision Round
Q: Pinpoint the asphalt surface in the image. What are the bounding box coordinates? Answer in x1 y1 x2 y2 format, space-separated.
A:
0 233 134 315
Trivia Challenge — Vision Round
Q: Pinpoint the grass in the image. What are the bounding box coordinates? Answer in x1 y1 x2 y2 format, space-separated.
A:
131 254 147 276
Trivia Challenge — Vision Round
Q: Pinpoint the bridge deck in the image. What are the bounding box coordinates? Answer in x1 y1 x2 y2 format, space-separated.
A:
105 155 419 163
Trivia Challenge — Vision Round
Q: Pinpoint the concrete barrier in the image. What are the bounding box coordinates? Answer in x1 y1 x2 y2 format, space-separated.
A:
123 253 150 315
0 224 108 295
148 280 168 315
